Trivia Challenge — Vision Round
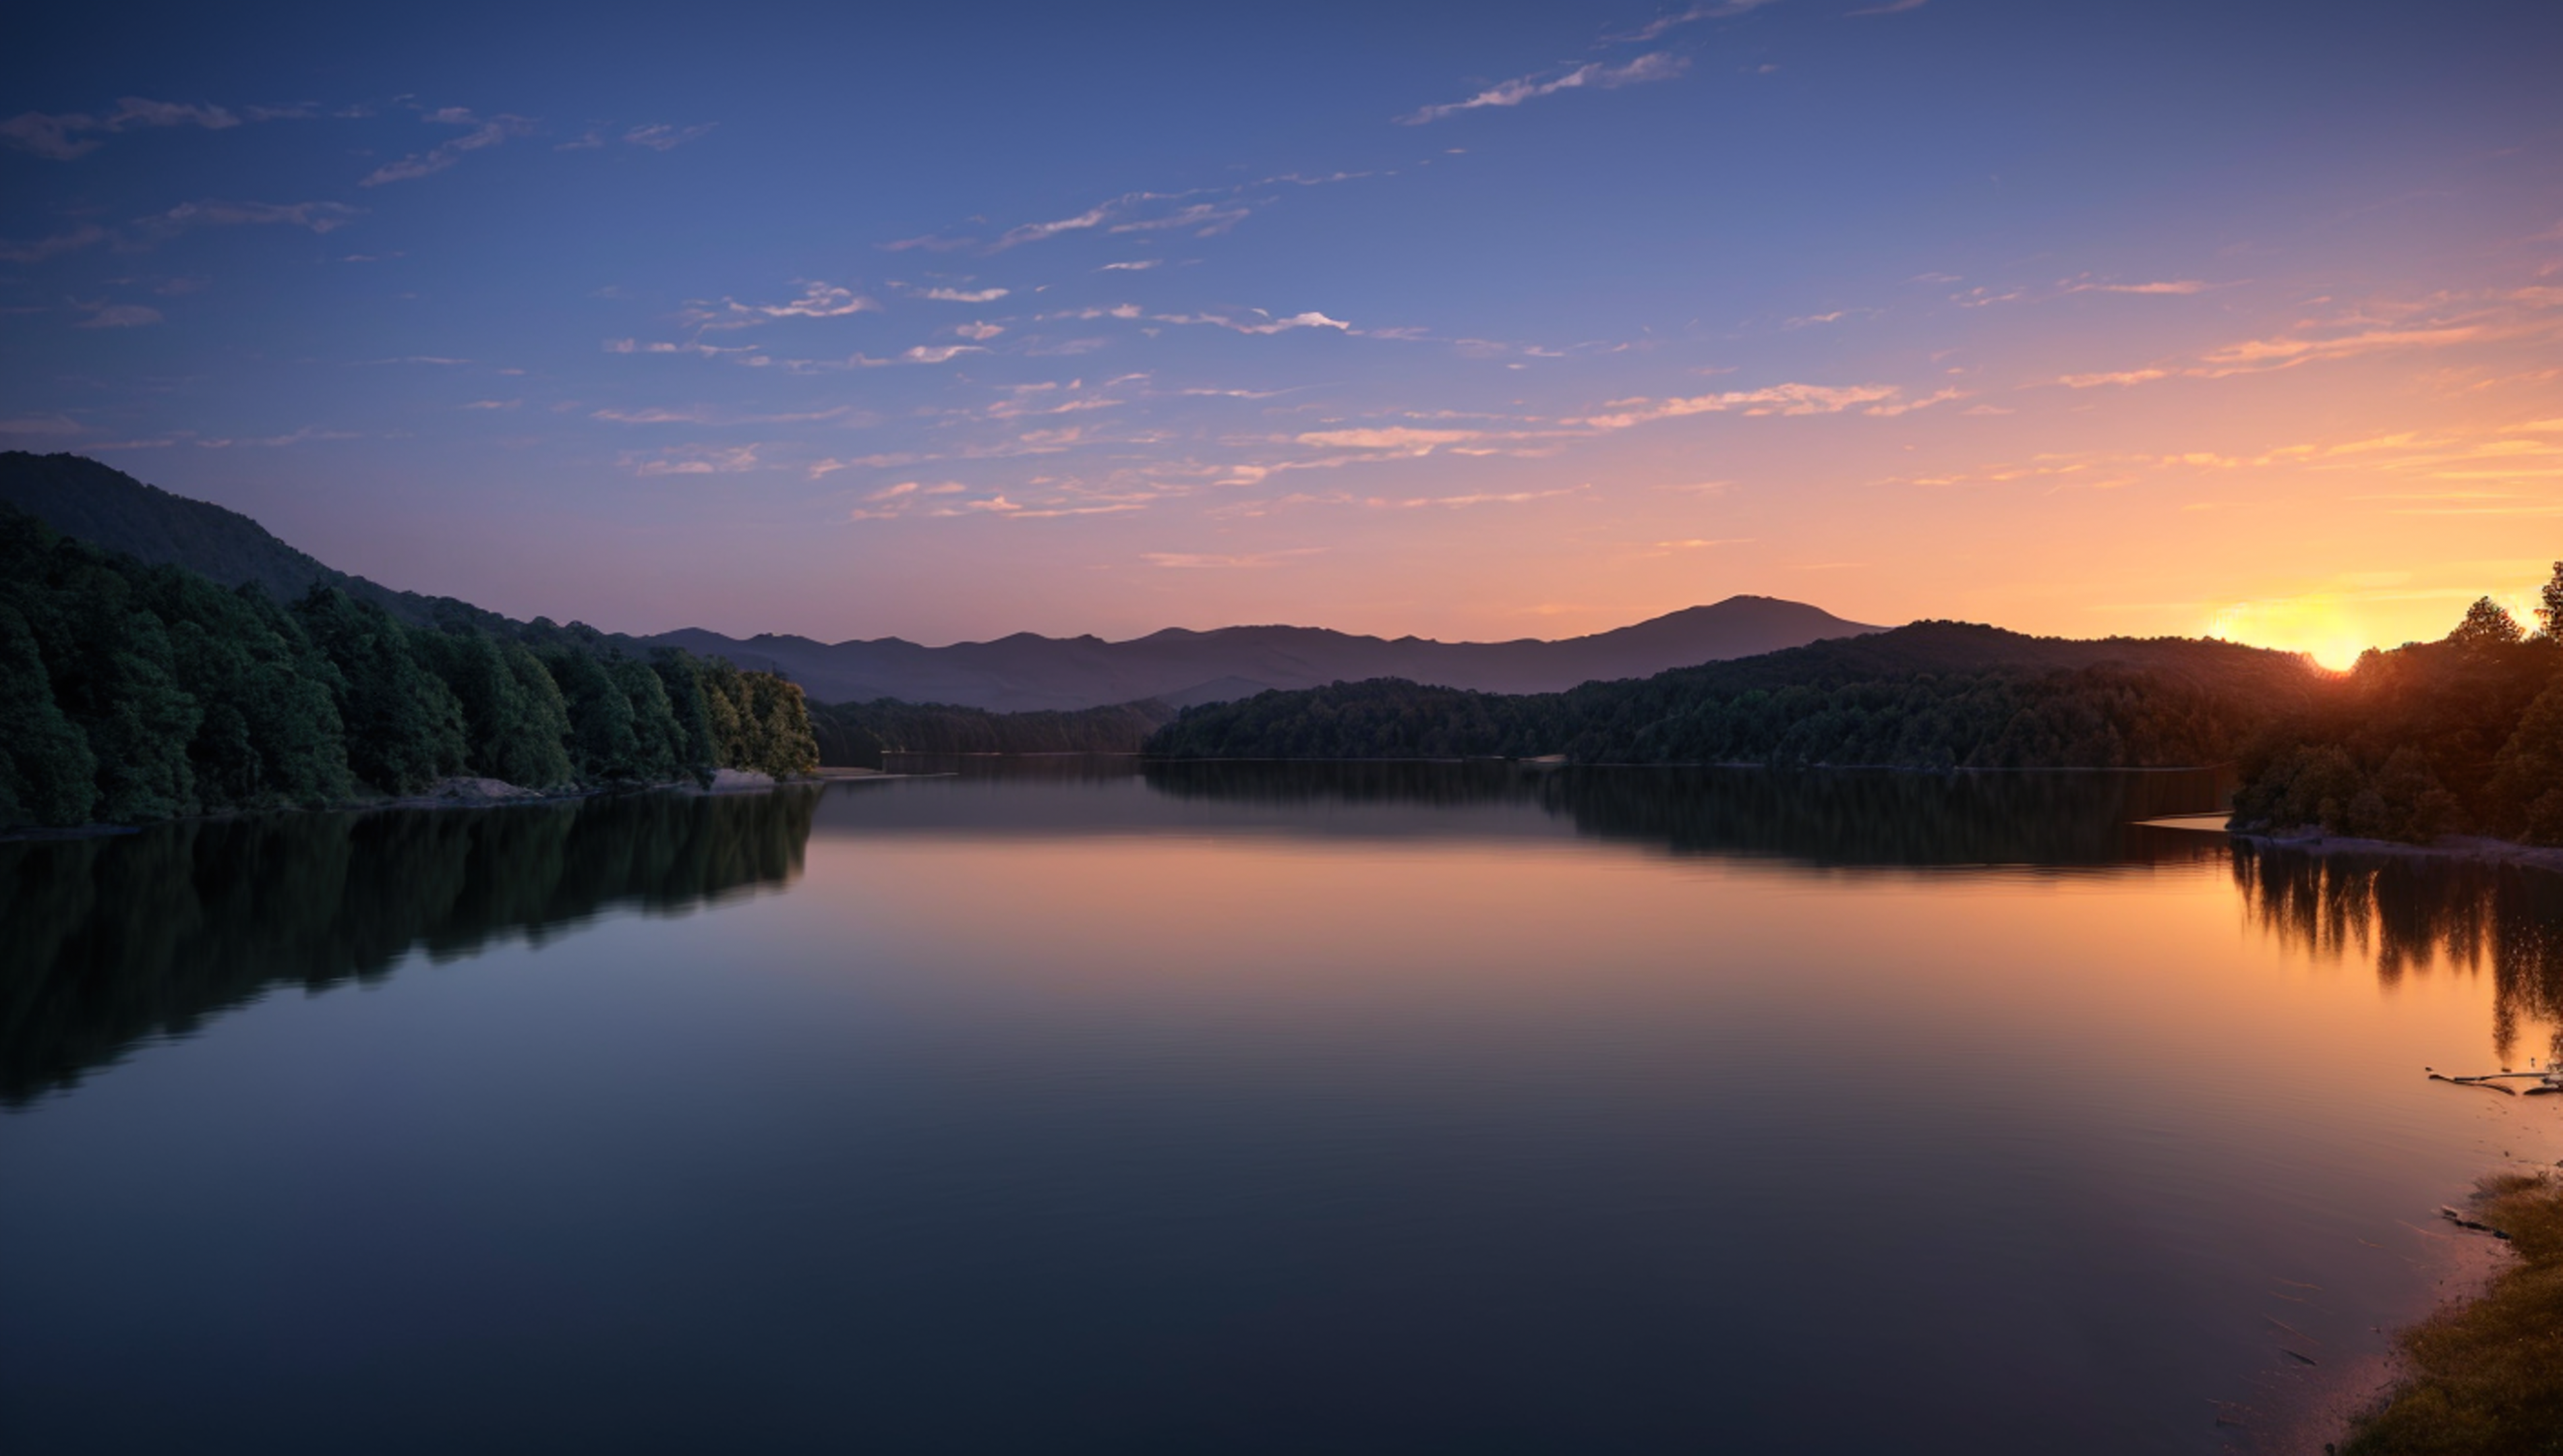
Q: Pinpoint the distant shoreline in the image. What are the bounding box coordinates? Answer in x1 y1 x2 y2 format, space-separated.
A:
0 768 891 847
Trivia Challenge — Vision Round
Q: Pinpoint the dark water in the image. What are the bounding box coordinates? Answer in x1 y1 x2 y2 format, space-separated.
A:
3 763 2559 1455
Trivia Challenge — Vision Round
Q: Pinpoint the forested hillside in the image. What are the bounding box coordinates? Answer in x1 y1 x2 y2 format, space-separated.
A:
1145 622 2320 770
806 698 1176 766
2233 593 2563 843
0 506 817 830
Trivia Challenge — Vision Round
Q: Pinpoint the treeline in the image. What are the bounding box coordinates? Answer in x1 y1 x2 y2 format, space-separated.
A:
2233 592 2563 844
1144 623 2311 770
806 698 1174 767
0 506 817 830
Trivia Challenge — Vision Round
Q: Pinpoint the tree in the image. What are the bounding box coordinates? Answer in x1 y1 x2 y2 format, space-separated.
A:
0 601 98 826
2450 596 2525 650
2539 561 2563 640
540 644 640 783
415 630 575 788
649 648 719 781
293 586 465 795
42 555 201 820
609 655 686 783
144 572 353 810
2492 675 2563 844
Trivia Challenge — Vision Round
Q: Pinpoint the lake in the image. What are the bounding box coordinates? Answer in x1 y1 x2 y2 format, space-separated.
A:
4 761 2559 1454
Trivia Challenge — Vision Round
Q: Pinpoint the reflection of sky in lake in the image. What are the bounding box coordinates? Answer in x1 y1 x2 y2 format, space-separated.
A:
3 770 2557 1455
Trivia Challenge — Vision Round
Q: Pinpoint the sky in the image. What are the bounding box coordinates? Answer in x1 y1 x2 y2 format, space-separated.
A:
3 0 2560 661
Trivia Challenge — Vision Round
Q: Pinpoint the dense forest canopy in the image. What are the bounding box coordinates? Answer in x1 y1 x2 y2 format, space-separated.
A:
1144 622 2320 771
2232 586 2563 844
0 505 817 830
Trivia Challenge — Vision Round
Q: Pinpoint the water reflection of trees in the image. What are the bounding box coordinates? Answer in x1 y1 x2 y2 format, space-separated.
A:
2234 843 2563 1060
0 789 817 1104
1142 761 2235 869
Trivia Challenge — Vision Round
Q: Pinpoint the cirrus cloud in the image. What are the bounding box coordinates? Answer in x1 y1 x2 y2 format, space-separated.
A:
1402 53 1688 125
1575 382 1901 429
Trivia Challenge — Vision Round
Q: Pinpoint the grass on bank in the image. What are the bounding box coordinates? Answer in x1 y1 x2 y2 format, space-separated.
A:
2342 1172 2563 1455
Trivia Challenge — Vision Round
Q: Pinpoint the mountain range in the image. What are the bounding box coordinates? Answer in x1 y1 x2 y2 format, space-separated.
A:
649 597 1884 710
0 452 1886 711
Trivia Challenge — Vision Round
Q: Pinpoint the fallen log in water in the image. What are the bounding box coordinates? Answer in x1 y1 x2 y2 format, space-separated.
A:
2438 1205 2512 1238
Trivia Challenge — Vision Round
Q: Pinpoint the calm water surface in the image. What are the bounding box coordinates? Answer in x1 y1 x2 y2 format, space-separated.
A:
4 762 2560 1455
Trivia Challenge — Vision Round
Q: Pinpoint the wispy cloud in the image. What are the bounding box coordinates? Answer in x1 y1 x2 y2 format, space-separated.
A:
1109 202 1250 235
604 338 762 358
623 444 762 476
807 452 930 479
1848 0 1928 15
877 233 978 254
1608 2 1783 43
195 426 359 448
1577 382 1900 428
2194 324 2494 373
919 491 1146 520
2069 278 2209 295
1403 53 1688 125
143 199 361 237
0 415 84 435
1160 309 1354 336
986 189 1256 251
688 280 879 329
0 224 108 264
1142 548 1325 568
844 479 974 517
360 108 533 187
624 122 714 151
1294 427 1482 450
1864 386 1966 417
2 200 349 264
2057 368 2171 388
902 173 1339 257
2 96 243 160
918 285 1009 303
76 303 163 329
1384 487 1579 509
1098 260 1161 272
995 204 1113 249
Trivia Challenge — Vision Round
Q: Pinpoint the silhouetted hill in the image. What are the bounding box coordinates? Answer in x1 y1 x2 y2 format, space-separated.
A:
1146 623 2325 768
0 451 463 626
647 597 1887 711
1632 619 2320 696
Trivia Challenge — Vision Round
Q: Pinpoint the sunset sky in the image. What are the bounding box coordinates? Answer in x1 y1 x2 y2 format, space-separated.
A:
3 0 2559 660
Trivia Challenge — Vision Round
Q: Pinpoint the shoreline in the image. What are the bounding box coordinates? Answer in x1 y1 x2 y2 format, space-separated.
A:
2329 1167 2563 1453
0 766 895 845
2231 826 2563 876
